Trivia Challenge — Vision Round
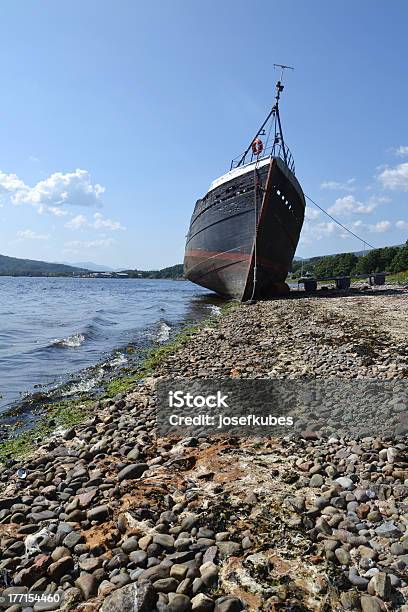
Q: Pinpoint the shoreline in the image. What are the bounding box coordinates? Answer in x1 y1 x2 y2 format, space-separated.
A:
0 304 228 462
0 276 219 422
0 291 225 451
1 286 408 611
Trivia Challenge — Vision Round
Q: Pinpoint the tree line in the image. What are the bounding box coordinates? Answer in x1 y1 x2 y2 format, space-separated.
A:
291 241 408 278
124 264 184 279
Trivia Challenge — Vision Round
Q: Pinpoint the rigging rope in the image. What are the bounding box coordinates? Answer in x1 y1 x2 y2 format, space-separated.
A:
249 157 263 301
304 194 376 250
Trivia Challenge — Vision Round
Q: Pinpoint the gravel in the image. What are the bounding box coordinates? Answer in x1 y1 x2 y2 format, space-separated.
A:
1 286 408 610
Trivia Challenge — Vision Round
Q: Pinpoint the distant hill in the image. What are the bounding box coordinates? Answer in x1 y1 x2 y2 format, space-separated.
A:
0 254 88 276
0 253 183 278
61 261 115 272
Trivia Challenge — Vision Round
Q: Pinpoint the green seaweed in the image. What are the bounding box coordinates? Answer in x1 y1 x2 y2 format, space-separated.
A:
104 374 141 396
0 398 93 462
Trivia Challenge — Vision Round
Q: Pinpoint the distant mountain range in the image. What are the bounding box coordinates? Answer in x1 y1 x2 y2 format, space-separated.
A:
0 254 88 276
0 254 183 278
60 261 115 272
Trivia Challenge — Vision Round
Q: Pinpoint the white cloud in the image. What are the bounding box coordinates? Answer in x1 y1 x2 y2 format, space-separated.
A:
320 178 356 191
328 195 378 216
367 220 391 233
378 162 408 191
0 171 27 193
315 221 338 237
0 168 105 214
305 207 320 220
93 212 125 231
300 220 338 244
48 206 68 217
64 238 115 250
394 146 408 157
16 229 49 240
65 214 87 230
14 169 105 210
65 212 126 231
300 213 392 246
396 220 408 230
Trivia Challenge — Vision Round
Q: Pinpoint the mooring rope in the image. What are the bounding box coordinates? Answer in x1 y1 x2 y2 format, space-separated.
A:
304 193 376 250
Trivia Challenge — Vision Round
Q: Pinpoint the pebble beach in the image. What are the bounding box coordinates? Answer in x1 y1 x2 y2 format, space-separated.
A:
1 285 408 612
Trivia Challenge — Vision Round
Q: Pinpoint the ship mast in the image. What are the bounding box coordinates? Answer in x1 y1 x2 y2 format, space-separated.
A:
272 64 294 166
236 107 275 168
236 64 294 169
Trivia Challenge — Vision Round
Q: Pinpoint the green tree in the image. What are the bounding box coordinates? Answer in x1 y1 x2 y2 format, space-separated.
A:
390 241 408 273
355 246 403 274
314 252 358 278
355 249 381 274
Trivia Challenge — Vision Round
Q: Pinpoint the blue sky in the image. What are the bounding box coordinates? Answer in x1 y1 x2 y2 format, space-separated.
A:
0 0 407 268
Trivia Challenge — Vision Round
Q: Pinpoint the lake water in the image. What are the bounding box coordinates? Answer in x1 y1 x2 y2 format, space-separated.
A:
0 277 222 417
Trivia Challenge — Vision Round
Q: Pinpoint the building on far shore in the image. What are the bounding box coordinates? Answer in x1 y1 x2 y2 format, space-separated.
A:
78 271 129 279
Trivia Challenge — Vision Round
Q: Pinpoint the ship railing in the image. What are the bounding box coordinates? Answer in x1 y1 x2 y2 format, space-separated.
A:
230 142 295 174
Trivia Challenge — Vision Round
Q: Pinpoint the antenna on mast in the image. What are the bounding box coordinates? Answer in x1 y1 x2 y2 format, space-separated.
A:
273 63 294 82
273 64 294 104
271 64 294 165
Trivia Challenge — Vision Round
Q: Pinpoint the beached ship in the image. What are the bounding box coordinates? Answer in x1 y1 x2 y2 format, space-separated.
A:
184 71 306 301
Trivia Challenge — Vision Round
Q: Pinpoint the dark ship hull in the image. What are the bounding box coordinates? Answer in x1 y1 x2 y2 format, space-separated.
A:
184 156 305 300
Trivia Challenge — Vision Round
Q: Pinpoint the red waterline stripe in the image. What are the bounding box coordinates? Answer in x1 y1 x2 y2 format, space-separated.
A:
185 250 286 272
185 249 250 262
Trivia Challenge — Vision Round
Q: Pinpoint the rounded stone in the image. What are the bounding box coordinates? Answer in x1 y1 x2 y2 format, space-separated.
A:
129 550 147 567
153 577 180 593
75 573 98 600
121 536 139 554
168 593 192 611
309 474 324 487
191 593 214 611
